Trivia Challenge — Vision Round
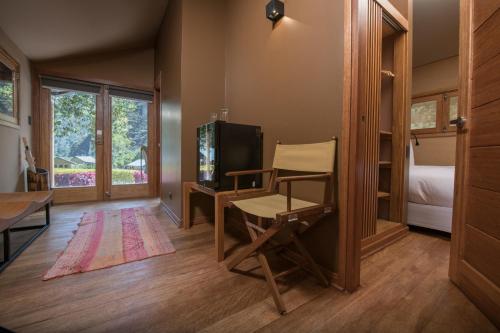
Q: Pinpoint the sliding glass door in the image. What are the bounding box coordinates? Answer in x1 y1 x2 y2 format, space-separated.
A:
43 76 155 203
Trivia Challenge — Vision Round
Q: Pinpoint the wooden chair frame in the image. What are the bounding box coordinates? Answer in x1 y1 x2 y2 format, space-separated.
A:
225 139 336 314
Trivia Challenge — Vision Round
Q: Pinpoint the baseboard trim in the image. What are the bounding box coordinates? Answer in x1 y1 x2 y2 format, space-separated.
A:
361 225 409 259
160 201 181 227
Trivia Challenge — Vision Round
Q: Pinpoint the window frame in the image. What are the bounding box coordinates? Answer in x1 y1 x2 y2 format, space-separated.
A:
443 90 459 132
411 89 458 136
0 48 20 129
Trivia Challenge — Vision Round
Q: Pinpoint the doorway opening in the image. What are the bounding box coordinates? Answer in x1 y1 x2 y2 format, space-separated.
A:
407 0 459 237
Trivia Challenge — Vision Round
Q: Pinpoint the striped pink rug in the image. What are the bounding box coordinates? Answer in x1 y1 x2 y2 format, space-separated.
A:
43 207 175 280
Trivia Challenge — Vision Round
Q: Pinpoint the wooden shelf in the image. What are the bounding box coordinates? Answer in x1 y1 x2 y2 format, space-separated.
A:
379 161 392 168
377 191 390 199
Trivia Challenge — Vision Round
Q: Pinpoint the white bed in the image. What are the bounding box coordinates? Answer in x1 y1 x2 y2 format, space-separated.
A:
407 146 455 233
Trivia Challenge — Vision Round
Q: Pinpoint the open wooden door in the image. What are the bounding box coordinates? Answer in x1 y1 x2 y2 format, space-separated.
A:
449 0 500 328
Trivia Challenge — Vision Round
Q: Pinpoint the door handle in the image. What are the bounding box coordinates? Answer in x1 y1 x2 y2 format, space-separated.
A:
450 116 466 129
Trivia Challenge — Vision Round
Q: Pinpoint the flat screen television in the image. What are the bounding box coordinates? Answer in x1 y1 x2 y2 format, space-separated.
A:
197 121 262 191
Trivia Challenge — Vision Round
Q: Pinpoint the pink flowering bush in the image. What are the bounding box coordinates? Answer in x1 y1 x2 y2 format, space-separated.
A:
133 171 148 184
54 169 146 187
54 172 96 187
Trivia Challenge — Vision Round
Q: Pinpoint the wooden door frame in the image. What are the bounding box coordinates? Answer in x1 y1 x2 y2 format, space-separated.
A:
155 71 162 200
340 0 358 292
448 0 471 283
31 68 159 203
343 0 411 291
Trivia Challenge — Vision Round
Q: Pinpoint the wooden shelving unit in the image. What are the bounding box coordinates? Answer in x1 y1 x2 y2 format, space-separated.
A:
360 6 409 257
361 0 411 257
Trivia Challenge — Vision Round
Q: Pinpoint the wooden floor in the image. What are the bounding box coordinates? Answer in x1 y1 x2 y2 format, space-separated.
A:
0 199 496 333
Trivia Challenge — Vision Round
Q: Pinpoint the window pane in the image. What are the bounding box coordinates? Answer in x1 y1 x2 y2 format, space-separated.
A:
112 97 148 185
52 90 97 188
449 96 458 125
0 62 14 117
411 100 437 130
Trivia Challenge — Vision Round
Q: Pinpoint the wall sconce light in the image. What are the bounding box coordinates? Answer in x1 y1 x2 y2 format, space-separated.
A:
266 0 284 23
411 133 420 146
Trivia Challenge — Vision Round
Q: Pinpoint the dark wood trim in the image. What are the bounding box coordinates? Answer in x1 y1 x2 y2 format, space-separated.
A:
347 0 410 291
449 0 472 283
391 22 410 225
413 132 456 139
226 169 274 177
31 67 41 160
412 88 458 99
341 0 360 292
361 224 408 258
375 0 409 31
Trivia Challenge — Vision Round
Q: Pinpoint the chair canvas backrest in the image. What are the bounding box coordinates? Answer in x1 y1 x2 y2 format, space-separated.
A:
272 140 336 173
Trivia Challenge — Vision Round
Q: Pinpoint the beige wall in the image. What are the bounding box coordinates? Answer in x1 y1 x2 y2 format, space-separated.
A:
181 0 226 191
34 48 155 91
412 136 456 166
224 0 344 270
412 56 458 166
0 27 32 192
156 0 183 220
155 0 345 269
156 0 226 221
412 56 458 96
225 0 344 199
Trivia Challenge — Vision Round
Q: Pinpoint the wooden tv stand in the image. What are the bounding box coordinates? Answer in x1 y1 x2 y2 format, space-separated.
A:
182 182 265 262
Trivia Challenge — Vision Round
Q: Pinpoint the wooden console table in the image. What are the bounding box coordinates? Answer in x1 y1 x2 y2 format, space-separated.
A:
183 182 265 262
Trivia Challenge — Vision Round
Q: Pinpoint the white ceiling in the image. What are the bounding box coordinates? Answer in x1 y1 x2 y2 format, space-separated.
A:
0 0 168 61
413 0 459 67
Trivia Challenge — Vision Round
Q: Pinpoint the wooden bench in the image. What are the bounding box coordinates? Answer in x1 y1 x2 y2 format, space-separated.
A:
0 191 53 272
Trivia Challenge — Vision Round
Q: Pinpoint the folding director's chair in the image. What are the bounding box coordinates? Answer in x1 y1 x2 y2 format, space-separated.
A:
225 138 337 314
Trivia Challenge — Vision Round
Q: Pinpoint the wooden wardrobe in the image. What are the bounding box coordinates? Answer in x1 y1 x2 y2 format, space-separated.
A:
358 0 410 258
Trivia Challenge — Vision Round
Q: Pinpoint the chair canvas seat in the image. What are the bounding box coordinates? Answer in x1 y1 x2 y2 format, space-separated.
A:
224 139 336 314
231 194 317 219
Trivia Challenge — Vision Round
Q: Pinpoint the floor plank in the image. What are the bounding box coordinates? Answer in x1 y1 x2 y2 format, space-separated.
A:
0 199 496 333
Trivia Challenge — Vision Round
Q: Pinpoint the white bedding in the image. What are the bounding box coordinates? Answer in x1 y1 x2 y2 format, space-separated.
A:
407 202 452 233
408 165 455 208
